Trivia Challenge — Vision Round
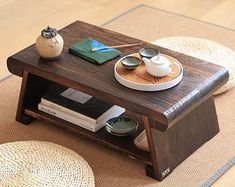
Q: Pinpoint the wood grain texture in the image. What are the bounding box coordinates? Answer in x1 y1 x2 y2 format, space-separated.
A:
16 71 35 124
145 96 220 180
16 71 53 124
144 116 175 180
7 20 229 129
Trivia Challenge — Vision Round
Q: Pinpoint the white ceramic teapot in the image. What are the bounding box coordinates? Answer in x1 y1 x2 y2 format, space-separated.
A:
142 55 176 77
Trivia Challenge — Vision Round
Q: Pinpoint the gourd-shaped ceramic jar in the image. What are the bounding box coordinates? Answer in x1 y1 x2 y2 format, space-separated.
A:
36 26 64 59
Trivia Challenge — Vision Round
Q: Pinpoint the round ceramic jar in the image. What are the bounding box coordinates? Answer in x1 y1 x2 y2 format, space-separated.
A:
36 26 64 59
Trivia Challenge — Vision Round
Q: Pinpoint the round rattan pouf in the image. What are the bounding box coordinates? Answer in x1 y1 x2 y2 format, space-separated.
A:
152 36 235 95
0 141 95 187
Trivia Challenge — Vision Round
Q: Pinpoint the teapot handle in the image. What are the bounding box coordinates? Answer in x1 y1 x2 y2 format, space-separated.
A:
169 61 180 75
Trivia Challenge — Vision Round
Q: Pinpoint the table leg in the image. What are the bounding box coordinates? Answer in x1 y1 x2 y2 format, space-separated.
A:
143 96 219 181
16 71 34 124
143 116 171 180
16 71 50 124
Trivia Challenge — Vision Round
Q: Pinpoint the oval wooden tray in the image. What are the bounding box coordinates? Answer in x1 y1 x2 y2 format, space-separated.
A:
114 53 183 91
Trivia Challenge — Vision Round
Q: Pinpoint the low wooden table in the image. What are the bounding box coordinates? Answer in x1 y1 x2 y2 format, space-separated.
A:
7 20 229 181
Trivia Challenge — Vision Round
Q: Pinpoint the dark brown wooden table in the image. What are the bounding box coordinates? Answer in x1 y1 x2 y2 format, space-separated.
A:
7 20 229 181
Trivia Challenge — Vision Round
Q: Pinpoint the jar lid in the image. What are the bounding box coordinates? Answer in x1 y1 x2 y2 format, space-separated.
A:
41 26 57 39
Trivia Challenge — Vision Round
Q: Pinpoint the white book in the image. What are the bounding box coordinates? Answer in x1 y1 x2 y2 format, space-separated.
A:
38 102 100 132
39 88 125 131
41 97 96 124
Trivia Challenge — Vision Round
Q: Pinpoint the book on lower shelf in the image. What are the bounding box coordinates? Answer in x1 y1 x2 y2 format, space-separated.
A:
38 87 125 132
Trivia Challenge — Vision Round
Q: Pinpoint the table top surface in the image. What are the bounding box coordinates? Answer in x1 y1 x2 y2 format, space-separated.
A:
7 20 229 129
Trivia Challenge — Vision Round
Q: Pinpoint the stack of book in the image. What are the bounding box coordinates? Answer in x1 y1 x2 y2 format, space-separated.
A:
38 87 125 132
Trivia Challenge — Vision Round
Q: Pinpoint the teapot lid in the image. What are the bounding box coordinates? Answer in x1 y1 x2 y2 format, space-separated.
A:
151 55 170 65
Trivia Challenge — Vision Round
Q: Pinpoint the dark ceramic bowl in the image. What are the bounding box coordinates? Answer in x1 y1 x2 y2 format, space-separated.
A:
139 48 159 59
121 56 141 70
105 116 138 136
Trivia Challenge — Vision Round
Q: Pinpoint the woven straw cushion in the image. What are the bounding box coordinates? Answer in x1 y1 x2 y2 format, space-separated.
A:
152 36 235 95
0 141 95 187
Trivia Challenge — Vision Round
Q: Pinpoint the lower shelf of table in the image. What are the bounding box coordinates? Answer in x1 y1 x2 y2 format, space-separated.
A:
24 107 151 164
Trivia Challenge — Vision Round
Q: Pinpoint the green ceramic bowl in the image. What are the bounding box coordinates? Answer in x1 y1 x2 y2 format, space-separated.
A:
105 116 138 136
121 56 141 70
139 48 159 59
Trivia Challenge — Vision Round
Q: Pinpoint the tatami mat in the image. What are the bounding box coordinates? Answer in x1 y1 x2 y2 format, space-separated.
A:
104 5 235 51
